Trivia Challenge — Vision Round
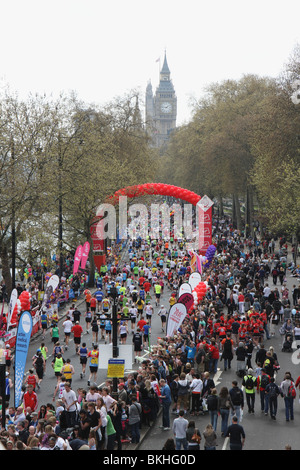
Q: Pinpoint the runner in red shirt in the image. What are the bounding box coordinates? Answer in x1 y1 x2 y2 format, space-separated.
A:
23 385 38 412
25 369 38 391
143 281 151 293
71 321 83 353
90 296 97 313
137 317 147 332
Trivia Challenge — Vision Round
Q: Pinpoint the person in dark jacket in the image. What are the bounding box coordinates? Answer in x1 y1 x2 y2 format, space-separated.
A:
225 415 246 450
255 344 267 367
236 342 247 376
202 372 215 398
265 377 280 420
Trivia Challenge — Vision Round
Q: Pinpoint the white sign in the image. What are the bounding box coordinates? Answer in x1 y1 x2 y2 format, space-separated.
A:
178 283 192 297
188 272 202 290
166 303 187 337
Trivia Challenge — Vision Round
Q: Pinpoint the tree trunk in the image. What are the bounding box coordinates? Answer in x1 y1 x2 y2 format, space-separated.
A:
245 186 254 238
86 221 95 288
0 242 12 297
248 187 254 238
219 196 224 217
234 193 242 231
232 194 236 228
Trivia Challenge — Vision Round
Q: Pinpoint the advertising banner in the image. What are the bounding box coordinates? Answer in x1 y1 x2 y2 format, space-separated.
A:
73 245 83 275
178 282 192 297
81 241 90 270
188 272 202 290
14 311 33 408
166 303 187 337
6 289 18 331
41 274 59 311
197 196 213 255
178 292 194 312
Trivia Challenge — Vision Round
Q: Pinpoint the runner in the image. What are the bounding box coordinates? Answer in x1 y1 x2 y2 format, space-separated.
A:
71 321 83 353
78 342 88 379
158 305 167 332
62 316 73 350
154 282 162 306
61 358 75 386
87 344 99 386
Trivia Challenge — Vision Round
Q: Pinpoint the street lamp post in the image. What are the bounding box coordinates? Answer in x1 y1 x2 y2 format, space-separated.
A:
109 287 119 399
0 340 6 430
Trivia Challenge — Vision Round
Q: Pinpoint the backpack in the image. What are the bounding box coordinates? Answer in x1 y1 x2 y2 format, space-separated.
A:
267 383 278 398
223 339 232 353
288 383 296 399
230 388 243 406
207 395 218 411
260 374 270 389
245 376 254 390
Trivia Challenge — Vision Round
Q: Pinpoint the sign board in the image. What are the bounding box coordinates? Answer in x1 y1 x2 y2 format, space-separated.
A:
107 359 125 378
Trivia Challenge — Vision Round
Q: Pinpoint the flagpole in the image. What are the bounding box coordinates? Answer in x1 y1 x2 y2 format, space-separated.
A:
156 57 161 81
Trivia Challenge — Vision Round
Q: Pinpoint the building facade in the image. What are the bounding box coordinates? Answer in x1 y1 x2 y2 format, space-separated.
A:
145 52 177 148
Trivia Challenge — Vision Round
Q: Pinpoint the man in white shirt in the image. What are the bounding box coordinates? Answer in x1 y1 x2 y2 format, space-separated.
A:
263 284 271 299
173 410 189 450
62 383 77 428
63 317 73 350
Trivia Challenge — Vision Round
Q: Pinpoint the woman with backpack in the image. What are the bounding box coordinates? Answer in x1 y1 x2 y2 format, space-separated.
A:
206 388 220 432
280 372 296 422
176 373 190 415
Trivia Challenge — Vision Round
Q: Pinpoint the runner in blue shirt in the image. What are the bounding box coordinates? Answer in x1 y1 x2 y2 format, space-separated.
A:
79 342 88 379
95 289 104 313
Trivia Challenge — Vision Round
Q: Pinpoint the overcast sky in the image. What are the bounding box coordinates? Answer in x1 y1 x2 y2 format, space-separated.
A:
1 0 299 125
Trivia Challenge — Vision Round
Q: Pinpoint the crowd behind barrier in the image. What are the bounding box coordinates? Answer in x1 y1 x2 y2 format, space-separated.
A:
0 216 300 450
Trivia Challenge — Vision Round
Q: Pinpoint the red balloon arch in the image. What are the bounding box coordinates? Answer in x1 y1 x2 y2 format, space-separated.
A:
106 183 201 206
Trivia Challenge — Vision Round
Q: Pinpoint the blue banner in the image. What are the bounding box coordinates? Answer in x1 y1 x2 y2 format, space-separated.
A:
14 311 33 408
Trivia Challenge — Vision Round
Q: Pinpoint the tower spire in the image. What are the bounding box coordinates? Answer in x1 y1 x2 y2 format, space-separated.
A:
160 50 170 76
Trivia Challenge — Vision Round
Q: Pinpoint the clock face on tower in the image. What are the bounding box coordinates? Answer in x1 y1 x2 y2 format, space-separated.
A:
161 102 172 113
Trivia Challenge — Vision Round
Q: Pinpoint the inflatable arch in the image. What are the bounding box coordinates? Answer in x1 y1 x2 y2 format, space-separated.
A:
106 183 201 206
91 183 213 261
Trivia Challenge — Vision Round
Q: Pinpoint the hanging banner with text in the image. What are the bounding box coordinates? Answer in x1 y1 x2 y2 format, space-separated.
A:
197 196 213 255
73 244 83 275
81 241 90 270
14 311 33 408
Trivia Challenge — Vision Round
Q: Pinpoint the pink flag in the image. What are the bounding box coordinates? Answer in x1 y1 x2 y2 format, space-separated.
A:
196 254 203 274
73 245 83 275
81 241 90 269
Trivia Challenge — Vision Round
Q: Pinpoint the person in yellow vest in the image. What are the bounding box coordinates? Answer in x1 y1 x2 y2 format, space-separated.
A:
87 344 99 386
154 282 162 306
137 298 144 318
169 293 177 308
52 353 65 383
61 358 75 386
242 369 257 414
102 297 110 314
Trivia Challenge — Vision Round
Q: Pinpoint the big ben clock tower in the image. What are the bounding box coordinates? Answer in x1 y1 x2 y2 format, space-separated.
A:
145 52 177 148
